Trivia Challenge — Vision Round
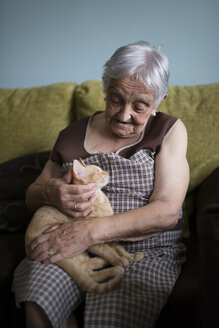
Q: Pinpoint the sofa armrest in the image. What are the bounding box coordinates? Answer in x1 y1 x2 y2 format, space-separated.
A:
196 167 219 243
196 166 219 213
195 167 219 328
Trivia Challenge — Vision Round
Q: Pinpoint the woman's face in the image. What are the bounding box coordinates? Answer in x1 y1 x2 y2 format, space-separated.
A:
105 77 156 139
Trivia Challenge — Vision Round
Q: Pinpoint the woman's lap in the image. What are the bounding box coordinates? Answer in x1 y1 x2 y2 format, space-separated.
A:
12 245 185 328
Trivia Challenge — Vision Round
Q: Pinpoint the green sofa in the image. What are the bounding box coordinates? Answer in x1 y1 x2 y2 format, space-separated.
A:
0 81 219 327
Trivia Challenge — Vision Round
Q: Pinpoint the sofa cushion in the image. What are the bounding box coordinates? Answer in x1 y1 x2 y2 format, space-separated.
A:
75 80 105 120
0 152 50 232
0 82 77 164
0 152 50 200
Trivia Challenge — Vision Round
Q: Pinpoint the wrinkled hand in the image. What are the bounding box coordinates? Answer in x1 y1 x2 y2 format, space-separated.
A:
45 167 96 218
30 219 94 264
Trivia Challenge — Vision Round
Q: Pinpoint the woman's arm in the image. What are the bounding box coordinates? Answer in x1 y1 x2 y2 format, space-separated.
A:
26 159 97 218
93 120 189 242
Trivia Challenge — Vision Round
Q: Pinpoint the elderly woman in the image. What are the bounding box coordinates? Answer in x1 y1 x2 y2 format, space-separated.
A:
12 41 189 328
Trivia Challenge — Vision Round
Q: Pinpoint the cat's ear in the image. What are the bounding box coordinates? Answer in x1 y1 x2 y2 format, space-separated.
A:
72 159 87 182
78 158 86 167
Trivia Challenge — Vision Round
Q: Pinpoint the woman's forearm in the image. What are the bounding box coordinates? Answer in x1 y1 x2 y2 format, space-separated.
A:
89 200 179 244
25 181 50 211
25 160 63 211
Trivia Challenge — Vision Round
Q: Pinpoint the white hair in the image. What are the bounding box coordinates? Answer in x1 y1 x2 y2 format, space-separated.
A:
102 41 170 108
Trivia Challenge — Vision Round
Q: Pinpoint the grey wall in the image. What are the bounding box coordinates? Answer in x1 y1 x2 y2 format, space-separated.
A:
0 0 218 88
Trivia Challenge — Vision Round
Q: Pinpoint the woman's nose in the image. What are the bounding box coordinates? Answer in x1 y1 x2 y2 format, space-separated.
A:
119 104 132 122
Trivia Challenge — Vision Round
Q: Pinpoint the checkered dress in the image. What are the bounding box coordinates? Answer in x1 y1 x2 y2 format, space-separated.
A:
12 150 186 328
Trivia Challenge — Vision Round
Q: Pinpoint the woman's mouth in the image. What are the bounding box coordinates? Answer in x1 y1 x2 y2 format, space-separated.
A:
115 119 132 126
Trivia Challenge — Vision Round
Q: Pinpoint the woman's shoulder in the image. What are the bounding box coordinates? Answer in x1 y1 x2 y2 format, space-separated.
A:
154 111 178 125
158 112 187 144
139 111 180 151
162 118 188 152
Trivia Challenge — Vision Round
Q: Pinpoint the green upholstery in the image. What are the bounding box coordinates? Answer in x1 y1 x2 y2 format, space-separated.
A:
75 80 106 120
0 82 77 164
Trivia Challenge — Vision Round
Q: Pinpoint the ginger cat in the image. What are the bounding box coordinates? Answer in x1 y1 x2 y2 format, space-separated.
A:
25 159 143 294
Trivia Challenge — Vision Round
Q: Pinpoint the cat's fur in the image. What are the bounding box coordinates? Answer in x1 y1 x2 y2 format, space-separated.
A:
25 159 143 294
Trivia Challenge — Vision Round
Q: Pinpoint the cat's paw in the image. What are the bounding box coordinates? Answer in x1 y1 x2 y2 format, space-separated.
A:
133 252 144 262
120 251 144 266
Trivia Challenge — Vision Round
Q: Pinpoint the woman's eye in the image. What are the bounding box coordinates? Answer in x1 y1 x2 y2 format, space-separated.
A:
134 102 150 112
134 106 144 112
111 99 121 106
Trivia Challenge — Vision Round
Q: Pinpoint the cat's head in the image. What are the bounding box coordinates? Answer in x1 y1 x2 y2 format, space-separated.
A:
72 158 109 189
